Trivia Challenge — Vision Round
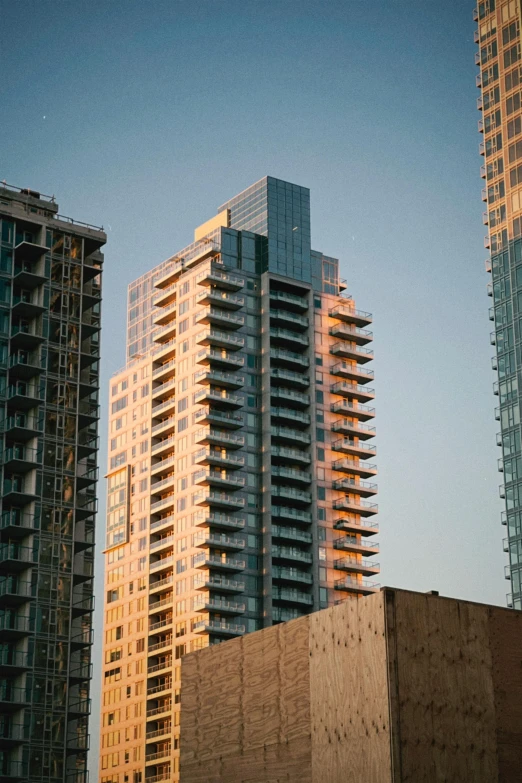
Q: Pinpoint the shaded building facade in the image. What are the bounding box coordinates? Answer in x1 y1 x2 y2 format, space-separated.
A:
0 184 105 782
99 177 378 783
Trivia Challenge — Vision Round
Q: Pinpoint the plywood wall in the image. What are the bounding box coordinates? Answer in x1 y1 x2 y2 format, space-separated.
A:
309 593 392 783
181 618 313 783
386 589 499 783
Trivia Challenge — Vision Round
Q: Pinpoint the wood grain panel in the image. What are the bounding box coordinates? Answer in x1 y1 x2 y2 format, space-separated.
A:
390 590 498 783
309 594 392 783
488 606 522 781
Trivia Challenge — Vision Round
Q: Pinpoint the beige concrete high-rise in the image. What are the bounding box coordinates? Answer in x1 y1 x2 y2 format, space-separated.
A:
98 177 379 783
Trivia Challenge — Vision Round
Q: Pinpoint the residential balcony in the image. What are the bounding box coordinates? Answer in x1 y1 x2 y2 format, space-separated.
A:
271 525 312 544
330 399 375 421
0 760 29 780
270 367 309 388
330 341 374 364
3 445 40 472
334 556 380 576
273 566 313 585
150 555 174 574
7 382 43 410
193 552 246 572
194 573 245 593
330 381 375 402
271 505 312 525
269 290 309 311
2 478 37 505
332 437 377 459
196 348 245 369
271 426 311 446
333 497 378 516
332 457 377 478
145 746 172 764
334 536 380 556
194 447 244 469
272 546 312 565
8 351 44 379
194 368 244 389
329 323 373 345
194 427 245 449
151 416 175 438
330 361 374 384
269 309 309 329
197 267 244 291
153 279 177 307
0 510 36 537
0 613 34 638
193 407 243 429
152 337 176 363
151 454 176 477
0 648 32 674
0 722 30 743
196 308 244 329
0 544 36 573
194 532 245 551
193 469 245 490
270 387 310 407
271 407 310 428
273 607 304 622
10 323 45 351
334 576 380 595
150 515 175 534
150 475 174 496
193 511 245 532
193 596 246 614
271 347 309 370
152 377 176 402
194 490 245 510
152 358 176 384
153 319 176 345
153 300 177 325
333 477 377 497
148 637 173 653
193 619 245 637
145 701 172 718
0 684 29 711
272 587 313 606
196 289 244 309
272 466 311 485
272 485 312 505
334 516 379 537
329 304 372 327
150 495 175 515
0 413 41 440
151 396 176 421
149 574 174 593
331 418 376 439
270 327 309 349
147 657 173 675
150 535 175 554
194 388 243 409
271 445 310 464
145 724 172 741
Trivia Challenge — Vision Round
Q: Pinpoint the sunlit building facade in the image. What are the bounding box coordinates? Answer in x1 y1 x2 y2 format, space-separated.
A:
0 183 105 782
99 176 379 783
475 0 522 608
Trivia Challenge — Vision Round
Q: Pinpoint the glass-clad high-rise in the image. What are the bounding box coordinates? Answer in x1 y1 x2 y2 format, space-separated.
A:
0 183 106 782
100 177 378 783
475 1 522 608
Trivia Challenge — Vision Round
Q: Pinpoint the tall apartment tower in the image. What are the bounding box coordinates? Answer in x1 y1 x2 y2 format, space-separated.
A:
475 0 522 608
99 177 378 783
0 184 106 782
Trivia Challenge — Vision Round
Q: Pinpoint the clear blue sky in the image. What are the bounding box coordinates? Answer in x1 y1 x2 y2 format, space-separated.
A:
1 0 500 773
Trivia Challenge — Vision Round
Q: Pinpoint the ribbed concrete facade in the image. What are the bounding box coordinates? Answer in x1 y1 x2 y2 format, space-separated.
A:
99 177 378 783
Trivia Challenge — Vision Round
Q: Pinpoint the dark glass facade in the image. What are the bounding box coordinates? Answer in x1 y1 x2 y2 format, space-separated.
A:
0 184 106 782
